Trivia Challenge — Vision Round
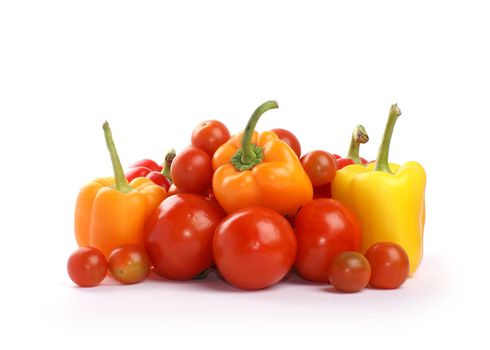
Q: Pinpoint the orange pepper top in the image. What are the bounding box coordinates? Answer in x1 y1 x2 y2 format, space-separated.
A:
212 101 313 216
74 122 167 257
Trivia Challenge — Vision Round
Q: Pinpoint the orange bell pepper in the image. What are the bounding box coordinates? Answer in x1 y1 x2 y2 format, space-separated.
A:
74 122 167 257
212 101 313 216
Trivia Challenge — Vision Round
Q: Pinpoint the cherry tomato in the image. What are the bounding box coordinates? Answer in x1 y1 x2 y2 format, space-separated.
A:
328 252 371 292
128 159 162 172
213 206 297 290
300 150 337 186
170 147 213 194
67 247 107 287
146 171 171 191
191 120 231 157
144 193 226 280
270 128 302 158
365 242 410 289
108 244 151 284
294 199 361 283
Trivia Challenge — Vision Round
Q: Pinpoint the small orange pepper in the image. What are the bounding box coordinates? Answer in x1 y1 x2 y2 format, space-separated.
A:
212 101 313 216
74 122 167 257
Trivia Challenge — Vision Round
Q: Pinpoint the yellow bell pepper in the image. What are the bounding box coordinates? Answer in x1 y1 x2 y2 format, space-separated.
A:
332 104 426 275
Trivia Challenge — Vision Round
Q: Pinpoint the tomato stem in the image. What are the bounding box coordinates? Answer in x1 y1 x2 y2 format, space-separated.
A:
374 104 402 174
102 121 134 193
231 100 278 171
346 125 369 164
161 148 176 183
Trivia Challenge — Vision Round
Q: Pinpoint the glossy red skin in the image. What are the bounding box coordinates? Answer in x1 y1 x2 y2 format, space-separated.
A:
171 147 213 194
144 194 226 280
334 156 369 170
300 150 337 186
167 184 181 196
365 242 410 289
146 171 171 191
67 247 107 287
213 207 297 290
270 128 302 158
108 244 151 284
128 159 162 172
294 199 362 283
328 252 371 293
126 166 152 182
191 120 231 157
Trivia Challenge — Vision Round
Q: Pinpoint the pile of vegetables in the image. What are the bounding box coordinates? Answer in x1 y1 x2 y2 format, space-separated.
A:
67 101 426 293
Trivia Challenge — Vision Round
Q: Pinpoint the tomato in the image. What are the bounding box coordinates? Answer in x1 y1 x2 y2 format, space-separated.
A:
270 128 301 158
328 252 371 292
67 247 107 287
107 244 151 284
170 147 213 194
300 150 337 186
144 193 226 280
167 183 181 196
313 183 332 199
213 206 297 290
294 199 361 283
365 242 410 289
191 120 231 157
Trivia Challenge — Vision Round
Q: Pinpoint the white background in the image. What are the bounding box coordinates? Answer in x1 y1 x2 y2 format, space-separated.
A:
1 0 488 349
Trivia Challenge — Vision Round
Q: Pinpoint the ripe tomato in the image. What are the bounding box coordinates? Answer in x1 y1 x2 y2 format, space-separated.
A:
213 206 297 290
144 193 226 280
313 183 332 199
270 128 302 158
294 199 361 283
328 252 371 292
191 120 231 157
365 242 410 289
108 244 151 284
67 247 107 287
170 147 213 194
300 150 337 186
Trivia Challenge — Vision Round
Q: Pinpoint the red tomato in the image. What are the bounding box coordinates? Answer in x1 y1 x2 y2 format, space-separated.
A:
270 128 302 158
313 183 332 199
213 207 297 290
170 147 213 194
67 247 107 287
108 244 151 284
300 150 337 186
167 183 181 196
365 242 410 289
144 194 226 280
191 120 231 156
328 252 371 292
294 199 361 283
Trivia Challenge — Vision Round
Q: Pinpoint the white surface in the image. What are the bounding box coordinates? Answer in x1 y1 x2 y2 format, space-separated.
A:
0 0 488 349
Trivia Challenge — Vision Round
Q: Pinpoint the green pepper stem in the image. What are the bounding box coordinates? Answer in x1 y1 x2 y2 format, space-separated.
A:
231 100 278 171
161 148 176 183
374 104 402 174
346 124 369 164
102 121 134 193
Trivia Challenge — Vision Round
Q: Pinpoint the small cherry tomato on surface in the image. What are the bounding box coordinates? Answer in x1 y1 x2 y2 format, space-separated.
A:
108 244 151 284
270 128 302 158
171 147 213 194
67 247 107 287
300 150 337 186
294 199 361 283
191 120 231 157
144 193 226 280
365 242 410 289
213 206 297 290
328 252 371 293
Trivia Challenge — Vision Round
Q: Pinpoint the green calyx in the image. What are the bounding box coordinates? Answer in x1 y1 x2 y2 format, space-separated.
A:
103 121 134 193
231 100 278 171
346 124 369 164
374 104 402 174
161 148 176 183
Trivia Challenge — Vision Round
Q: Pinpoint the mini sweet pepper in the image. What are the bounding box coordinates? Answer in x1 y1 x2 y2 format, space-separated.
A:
74 122 167 257
332 104 426 275
212 101 313 216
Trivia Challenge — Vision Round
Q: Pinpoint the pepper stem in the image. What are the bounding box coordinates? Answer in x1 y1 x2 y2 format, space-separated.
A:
231 100 278 171
161 148 176 183
102 121 134 193
374 104 402 174
346 124 369 164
